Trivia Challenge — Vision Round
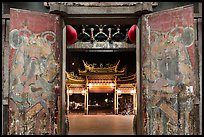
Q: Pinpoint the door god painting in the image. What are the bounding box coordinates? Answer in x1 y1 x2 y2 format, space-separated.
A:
8 27 59 135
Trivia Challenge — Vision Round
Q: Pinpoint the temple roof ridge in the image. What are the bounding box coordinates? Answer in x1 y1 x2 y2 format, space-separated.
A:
66 71 85 83
80 60 123 73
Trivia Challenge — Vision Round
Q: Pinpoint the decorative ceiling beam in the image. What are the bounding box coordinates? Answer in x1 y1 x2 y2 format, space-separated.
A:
67 42 136 49
47 2 157 16
45 2 158 7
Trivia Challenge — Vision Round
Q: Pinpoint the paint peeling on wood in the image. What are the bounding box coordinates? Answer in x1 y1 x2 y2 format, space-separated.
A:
141 6 197 135
8 8 60 135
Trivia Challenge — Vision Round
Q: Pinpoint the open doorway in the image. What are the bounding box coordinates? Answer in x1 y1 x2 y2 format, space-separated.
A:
69 94 85 114
88 93 114 115
118 94 134 115
65 24 137 115
59 3 141 135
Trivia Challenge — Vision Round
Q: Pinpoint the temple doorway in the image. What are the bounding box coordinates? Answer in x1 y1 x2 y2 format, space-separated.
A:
69 94 85 114
88 93 114 115
66 49 136 115
118 94 134 115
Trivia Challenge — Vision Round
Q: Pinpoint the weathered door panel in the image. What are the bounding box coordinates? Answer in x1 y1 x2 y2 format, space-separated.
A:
141 5 197 135
8 8 61 135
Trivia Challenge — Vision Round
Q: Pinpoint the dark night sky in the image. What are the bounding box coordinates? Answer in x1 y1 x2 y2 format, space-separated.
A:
66 50 136 76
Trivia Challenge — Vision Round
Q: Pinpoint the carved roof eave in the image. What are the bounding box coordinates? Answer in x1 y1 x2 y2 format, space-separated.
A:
117 73 136 84
66 76 85 82
117 77 136 84
83 60 120 72
66 72 85 84
47 2 158 15
66 79 85 85
78 71 125 76
118 73 136 80
119 73 136 79
66 84 86 88
118 77 136 82
117 83 136 88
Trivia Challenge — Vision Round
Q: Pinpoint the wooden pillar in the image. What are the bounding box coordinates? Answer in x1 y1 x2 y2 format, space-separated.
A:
135 92 137 114
114 76 118 115
66 88 69 114
133 92 137 115
86 89 89 115
84 89 89 115
132 93 135 114
116 90 119 114
136 19 143 135
85 76 89 115
84 90 87 115
60 23 66 135
114 89 117 115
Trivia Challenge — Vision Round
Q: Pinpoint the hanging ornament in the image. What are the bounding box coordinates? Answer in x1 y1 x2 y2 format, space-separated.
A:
128 24 137 44
66 25 77 46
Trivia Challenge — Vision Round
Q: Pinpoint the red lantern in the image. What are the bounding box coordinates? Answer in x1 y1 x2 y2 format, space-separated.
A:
66 25 77 46
128 24 137 44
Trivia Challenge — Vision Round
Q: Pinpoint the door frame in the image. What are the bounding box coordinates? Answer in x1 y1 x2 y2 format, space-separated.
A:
3 3 201 135
61 10 142 133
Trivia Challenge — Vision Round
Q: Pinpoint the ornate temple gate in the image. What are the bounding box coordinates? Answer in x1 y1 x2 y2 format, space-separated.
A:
4 3 201 135
139 5 199 135
65 61 136 115
66 76 137 115
8 9 65 135
85 75 116 115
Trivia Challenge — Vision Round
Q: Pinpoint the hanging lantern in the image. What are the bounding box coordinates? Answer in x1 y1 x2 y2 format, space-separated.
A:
128 24 137 44
66 25 77 46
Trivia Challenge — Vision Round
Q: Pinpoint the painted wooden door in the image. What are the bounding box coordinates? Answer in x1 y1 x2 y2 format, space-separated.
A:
141 5 198 135
8 8 61 135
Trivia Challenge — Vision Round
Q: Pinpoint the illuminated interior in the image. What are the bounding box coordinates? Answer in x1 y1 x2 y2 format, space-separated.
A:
66 24 137 115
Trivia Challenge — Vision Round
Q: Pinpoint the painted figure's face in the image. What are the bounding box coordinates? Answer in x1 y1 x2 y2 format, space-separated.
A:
151 39 179 83
142 26 195 95
10 29 59 105
21 35 59 82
